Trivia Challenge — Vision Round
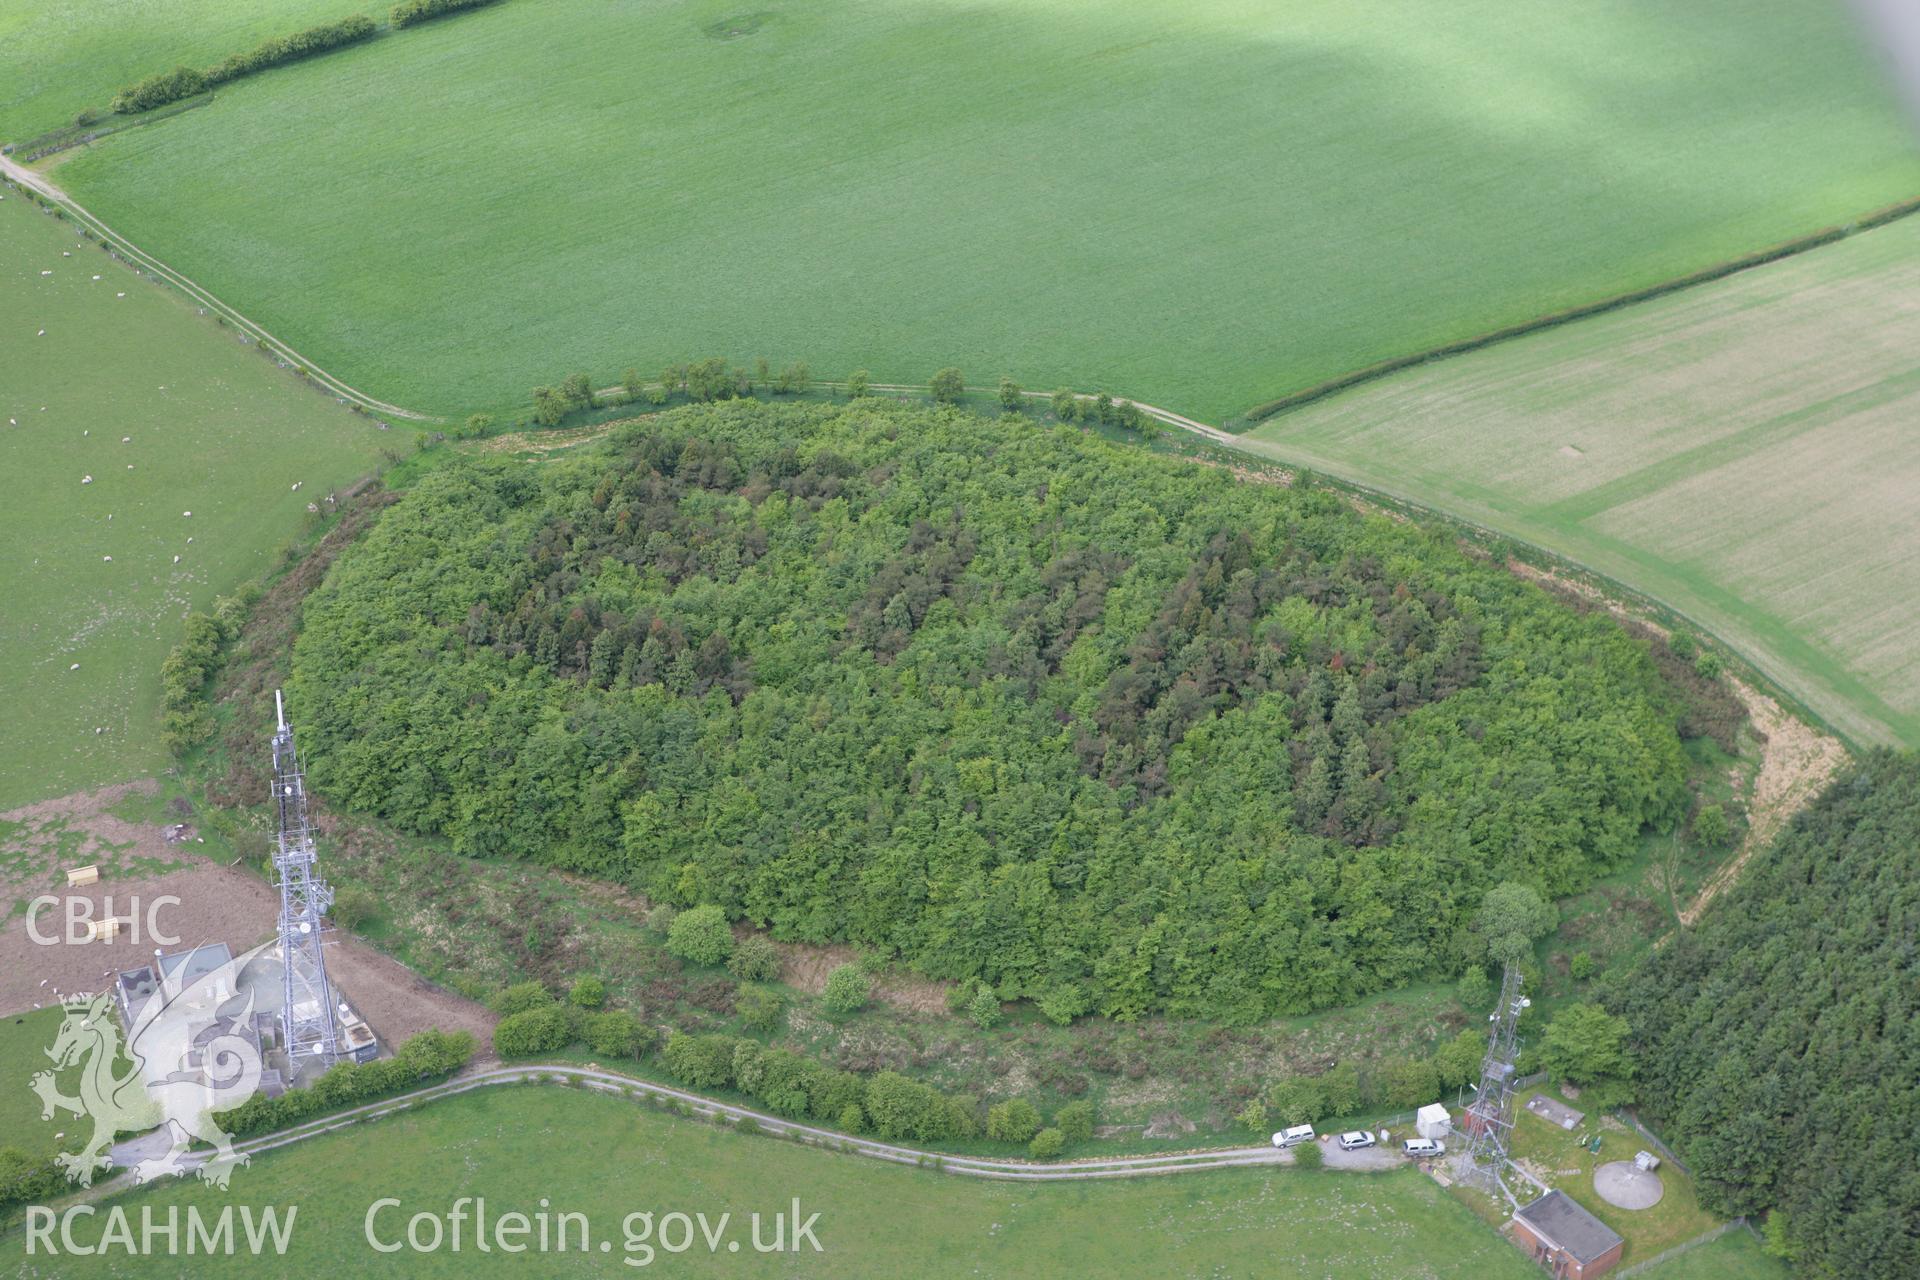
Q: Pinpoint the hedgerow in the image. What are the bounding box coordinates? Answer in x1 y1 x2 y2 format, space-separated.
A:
112 16 377 114
203 15 377 87
213 1028 477 1139
391 0 502 29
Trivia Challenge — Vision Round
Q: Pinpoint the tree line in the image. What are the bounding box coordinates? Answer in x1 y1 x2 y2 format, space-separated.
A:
1608 750 1920 1280
521 359 1159 438
212 1027 478 1139
107 0 506 117
110 15 377 114
289 399 1696 1025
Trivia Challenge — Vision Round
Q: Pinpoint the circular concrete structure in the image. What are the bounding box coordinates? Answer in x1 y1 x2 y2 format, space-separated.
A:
1594 1161 1664 1210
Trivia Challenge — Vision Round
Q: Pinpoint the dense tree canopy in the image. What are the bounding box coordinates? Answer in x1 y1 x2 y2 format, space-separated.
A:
1611 751 1920 1279
292 400 1691 1022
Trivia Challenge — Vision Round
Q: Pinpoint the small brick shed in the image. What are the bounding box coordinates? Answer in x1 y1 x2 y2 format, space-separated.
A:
1512 1190 1624 1279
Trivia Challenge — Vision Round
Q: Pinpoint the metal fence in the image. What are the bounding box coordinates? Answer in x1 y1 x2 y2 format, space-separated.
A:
1615 1219 1744 1278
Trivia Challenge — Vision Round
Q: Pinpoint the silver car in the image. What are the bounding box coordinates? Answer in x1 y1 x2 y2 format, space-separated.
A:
1337 1131 1375 1151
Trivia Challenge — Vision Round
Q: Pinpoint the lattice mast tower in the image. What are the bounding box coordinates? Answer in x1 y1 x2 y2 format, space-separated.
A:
271 689 341 1070
1460 961 1529 1202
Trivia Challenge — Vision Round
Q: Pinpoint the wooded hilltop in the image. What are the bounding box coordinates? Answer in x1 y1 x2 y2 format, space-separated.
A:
291 400 1695 1024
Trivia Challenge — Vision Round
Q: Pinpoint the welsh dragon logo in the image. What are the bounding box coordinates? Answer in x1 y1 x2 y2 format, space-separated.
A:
32 942 271 1190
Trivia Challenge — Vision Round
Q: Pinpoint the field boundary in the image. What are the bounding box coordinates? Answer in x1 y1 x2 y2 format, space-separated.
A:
1202 439 1865 755
0 150 1860 752
4 1060 1332 1230
1238 193 1920 426
0 158 432 422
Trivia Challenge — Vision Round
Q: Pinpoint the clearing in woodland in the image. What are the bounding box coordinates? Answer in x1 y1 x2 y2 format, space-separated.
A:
1243 213 1920 749
46 0 1920 419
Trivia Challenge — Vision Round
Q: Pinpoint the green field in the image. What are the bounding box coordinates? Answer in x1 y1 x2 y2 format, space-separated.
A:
5 1085 1540 1278
0 191 385 810
50 0 1920 420
0 1008 74 1161
1640 1229 1790 1280
1243 214 1920 749
0 0 374 143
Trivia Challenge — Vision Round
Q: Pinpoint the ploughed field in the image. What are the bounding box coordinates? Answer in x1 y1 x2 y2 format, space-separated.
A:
1242 214 1920 749
47 0 1920 420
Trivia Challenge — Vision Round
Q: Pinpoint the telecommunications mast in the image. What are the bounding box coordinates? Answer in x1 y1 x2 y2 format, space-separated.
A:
271 690 341 1071
1459 962 1529 1205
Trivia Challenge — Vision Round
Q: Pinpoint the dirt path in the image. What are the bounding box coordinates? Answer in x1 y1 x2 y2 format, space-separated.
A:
1679 678 1847 924
25 1060 1378 1216
0 153 428 421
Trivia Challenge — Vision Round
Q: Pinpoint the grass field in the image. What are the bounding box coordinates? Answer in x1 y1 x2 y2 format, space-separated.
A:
50 0 1920 420
1640 1228 1790 1280
1243 213 1920 749
4 1085 1542 1278
0 0 375 143
0 1008 74 1161
0 191 385 810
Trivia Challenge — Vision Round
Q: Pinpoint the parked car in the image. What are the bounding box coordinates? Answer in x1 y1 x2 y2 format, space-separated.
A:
1271 1124 1316 1149
1338 1131 1376 1151
1403 1138 1445 1158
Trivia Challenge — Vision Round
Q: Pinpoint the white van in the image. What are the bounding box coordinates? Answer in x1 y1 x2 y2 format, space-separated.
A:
1403 1138 1445 1158
1271 1124 1315 1149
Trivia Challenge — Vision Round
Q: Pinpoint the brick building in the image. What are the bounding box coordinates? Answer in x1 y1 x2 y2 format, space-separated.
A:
1511 1190 1625 1279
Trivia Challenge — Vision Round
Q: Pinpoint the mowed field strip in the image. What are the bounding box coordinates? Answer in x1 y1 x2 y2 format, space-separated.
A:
4 1084 1542 1279
0 192 385 810
1242 214 1920 749
47 0 1920 420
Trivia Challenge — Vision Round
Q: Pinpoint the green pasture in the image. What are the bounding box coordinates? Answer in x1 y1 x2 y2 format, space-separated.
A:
52 0 1920 420
0 191 385 810
1640 1228 1790 1280
1244 214 1920 749
0 1008 73 1161
0 0 375 143
5 1084 1542 1278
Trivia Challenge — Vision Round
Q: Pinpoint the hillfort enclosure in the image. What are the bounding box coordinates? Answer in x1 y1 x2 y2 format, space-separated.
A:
3 1 1916 1277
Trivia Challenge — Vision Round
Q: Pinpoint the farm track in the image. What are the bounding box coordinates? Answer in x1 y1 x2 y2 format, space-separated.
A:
0 154 429 422
2 1061 1353 1226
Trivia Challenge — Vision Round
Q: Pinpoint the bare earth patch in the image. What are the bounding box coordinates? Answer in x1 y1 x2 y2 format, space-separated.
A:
0 779 195 911
1 782 496 1052
1680 678 1847 924
771 937 953 1016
